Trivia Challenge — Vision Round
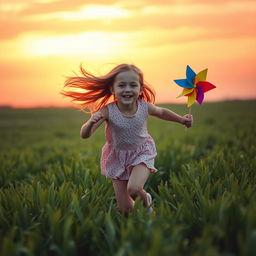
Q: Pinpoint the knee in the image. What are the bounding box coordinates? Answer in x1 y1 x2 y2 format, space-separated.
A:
127 185 142 198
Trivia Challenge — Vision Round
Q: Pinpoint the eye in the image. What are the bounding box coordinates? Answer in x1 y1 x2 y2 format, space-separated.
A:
118 83 125 87
131 83 139 88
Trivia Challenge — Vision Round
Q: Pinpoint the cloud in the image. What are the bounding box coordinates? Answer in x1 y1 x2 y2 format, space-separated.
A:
27 4 133 21
1 0 255 44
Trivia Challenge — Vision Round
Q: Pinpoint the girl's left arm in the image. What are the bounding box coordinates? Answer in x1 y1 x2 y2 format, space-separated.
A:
148 103 193 128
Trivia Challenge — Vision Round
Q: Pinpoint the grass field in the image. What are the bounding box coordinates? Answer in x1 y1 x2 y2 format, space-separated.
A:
0 101 255 256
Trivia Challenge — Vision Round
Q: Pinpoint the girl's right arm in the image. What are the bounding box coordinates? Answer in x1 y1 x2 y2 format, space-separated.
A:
80 107 108 139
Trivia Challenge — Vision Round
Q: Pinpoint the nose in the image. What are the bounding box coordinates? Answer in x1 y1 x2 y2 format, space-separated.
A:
124 85 131 92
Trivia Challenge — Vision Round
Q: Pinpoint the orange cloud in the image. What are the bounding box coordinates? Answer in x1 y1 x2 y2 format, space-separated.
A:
1 1 256 39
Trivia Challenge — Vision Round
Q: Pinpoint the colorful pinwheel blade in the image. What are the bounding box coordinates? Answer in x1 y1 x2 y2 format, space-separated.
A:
195 69 208 84
177 88 194 98
186 65 196 83
184 88 195 96
196 86 204 104
187 90 197 107
173 79 194 88
196 81 216 92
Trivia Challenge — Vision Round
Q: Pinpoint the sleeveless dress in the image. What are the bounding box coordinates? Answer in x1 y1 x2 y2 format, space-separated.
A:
100 100 158 180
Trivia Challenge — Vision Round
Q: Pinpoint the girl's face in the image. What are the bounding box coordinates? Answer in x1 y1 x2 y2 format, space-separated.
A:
111 70 142 105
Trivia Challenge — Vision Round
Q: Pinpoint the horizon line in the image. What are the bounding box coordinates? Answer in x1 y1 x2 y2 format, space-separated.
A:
0 98 255 109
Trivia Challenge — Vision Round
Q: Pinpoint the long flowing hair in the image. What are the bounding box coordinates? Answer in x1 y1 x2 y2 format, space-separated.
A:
61 63 155 112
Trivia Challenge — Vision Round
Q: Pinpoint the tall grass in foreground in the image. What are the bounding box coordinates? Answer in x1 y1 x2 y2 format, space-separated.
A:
0 101 255 256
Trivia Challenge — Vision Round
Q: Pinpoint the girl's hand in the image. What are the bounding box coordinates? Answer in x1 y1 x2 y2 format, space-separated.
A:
182 114 193 128
89 112 104 123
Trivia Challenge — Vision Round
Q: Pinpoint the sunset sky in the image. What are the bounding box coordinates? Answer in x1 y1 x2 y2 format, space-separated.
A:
1 0 256 108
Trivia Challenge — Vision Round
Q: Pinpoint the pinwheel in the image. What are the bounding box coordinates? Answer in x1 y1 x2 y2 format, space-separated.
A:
174 65 216 107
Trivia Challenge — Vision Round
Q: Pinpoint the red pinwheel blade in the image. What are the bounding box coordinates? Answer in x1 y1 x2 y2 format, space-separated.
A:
196 81 216 92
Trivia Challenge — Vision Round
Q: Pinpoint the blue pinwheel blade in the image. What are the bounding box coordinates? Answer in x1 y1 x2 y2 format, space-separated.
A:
173 79 194 88
186 65 196 83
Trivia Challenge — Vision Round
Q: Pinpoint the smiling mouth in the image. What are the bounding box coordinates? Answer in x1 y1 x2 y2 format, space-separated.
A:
122 95 133 98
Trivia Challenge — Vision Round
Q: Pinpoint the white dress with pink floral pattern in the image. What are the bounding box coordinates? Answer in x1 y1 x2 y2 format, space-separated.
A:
100 100 157 180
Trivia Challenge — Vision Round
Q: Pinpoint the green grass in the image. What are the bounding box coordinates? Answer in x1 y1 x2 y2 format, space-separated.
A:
0 100 256 256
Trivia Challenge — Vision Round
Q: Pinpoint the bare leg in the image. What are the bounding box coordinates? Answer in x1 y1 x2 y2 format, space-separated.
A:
127 164 150 207
112 179 134 217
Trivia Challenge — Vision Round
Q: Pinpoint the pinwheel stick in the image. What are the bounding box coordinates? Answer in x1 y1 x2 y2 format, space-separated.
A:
185 107 191 132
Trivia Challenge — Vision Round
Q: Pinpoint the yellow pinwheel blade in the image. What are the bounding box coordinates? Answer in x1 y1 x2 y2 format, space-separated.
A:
195 69 208 84
177 88 194 98
187 90 197 107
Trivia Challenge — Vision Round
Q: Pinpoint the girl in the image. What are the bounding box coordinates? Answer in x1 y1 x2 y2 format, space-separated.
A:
62 64 193 216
